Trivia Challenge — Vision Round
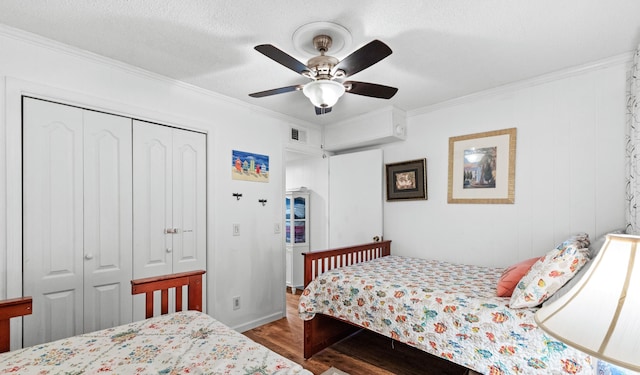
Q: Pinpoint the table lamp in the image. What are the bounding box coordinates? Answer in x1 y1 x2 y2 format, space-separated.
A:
535 233 640 372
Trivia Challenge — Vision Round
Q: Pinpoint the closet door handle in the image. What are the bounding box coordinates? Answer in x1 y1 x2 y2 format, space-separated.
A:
166 248 173 253
84 253 93 260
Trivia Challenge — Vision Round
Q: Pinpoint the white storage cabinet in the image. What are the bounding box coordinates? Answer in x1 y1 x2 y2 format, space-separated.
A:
285 189 309 293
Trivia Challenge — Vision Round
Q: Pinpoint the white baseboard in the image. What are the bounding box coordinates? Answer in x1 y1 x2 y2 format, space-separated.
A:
231 311 286 333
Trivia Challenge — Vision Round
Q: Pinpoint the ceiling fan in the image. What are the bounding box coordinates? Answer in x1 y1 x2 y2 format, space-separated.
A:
249 35 398 115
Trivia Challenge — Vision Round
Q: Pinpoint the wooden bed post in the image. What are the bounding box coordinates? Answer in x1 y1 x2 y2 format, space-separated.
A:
302 240 391 358
0 297 33 353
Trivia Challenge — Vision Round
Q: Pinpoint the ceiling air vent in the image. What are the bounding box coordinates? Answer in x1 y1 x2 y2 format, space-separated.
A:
290 127 307 143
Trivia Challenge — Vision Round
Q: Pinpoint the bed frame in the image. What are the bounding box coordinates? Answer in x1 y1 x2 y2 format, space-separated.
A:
0 272 203 353
131 270 206 319
302 240 391 358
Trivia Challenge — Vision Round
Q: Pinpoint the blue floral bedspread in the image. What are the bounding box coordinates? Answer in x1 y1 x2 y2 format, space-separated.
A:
0 311 311 375
298 255 593 375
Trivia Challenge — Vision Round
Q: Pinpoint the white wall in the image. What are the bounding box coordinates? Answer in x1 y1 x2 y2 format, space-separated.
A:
382 57 629 267
0 26 322 332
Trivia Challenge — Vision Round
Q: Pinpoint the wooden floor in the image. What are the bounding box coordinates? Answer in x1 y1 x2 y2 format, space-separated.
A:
243 290 469 375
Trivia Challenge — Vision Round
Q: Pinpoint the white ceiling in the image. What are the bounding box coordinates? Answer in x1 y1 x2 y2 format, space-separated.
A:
1 1 639 125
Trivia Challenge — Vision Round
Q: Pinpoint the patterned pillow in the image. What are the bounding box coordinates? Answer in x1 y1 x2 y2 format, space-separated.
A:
509 233 590 308
543 229 626 307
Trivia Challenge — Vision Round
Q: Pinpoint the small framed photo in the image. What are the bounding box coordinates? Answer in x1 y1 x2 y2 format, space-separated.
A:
448 128 516 204
385 158 427 201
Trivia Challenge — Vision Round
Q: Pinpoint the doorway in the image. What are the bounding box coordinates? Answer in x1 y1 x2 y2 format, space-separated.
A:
284 150 329 292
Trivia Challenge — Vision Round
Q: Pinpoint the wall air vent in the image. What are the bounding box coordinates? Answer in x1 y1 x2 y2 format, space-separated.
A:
290 127 307 143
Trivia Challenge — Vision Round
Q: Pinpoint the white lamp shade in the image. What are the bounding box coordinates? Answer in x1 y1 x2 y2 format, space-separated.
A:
302 80 345 108
535 234 640 372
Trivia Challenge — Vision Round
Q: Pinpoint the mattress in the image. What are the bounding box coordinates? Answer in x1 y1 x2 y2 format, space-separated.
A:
0 310 312 375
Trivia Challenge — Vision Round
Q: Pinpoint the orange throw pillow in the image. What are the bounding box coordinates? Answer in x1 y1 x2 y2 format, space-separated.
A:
496 257 541 297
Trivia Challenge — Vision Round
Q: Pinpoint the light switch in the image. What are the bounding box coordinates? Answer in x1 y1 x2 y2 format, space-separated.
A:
233 223 240 236
274 223 281 234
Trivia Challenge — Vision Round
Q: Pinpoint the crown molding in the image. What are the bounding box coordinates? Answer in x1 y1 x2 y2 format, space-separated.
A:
1 23 630 128
0 23 320 129
408 52 634 117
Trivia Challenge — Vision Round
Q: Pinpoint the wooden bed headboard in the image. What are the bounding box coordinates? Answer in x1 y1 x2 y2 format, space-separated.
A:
131 270 206 319
303 240 391 287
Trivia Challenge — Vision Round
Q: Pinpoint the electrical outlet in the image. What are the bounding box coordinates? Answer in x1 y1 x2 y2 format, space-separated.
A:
233 224 240 236
232 296 241 310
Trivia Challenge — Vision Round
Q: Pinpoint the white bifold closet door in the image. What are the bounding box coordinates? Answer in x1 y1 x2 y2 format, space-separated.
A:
23 98 133 346
132 120 206 279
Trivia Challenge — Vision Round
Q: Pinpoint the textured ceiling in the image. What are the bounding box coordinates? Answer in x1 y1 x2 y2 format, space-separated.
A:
0 1 639 125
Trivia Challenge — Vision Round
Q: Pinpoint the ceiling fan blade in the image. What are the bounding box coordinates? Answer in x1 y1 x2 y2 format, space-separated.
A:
255 44 309 75
249 85 302 98
334 40 392 77
315 106 332 115
344 81 398 99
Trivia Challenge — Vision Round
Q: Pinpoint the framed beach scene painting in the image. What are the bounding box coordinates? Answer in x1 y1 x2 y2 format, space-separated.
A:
232 150 269 183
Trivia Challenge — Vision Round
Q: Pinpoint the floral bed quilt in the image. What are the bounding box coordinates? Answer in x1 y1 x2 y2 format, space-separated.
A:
298 255 593 375
0 310 311 375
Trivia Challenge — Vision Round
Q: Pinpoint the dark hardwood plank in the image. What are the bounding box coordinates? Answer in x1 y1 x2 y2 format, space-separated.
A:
243 290 469 375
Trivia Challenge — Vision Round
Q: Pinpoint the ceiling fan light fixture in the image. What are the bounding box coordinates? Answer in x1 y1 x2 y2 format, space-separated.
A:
250 34 396 115
302 80 345 108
